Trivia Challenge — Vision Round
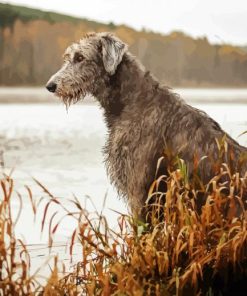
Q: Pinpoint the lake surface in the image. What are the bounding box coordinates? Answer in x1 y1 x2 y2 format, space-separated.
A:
0 87 246 273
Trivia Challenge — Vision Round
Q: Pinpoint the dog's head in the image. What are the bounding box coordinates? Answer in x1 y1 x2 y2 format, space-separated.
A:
46 32 128 107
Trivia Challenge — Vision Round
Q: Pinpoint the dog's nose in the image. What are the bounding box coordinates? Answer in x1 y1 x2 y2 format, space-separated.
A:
46 82 57 93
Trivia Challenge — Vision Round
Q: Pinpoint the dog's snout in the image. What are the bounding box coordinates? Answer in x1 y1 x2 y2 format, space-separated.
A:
46 82 57 93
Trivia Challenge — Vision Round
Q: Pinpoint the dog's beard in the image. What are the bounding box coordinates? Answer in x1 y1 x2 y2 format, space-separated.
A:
56 87 86 111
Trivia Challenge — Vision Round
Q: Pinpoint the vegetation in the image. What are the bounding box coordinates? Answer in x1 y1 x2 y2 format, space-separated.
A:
0 2 247 87
0 3 92 27
1 153 247 295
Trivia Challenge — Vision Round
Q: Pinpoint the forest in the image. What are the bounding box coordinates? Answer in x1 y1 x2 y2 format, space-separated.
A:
0 2 247 87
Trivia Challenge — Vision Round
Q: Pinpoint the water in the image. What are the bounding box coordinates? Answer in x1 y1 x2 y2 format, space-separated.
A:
0 88 247 273
0 104 123 247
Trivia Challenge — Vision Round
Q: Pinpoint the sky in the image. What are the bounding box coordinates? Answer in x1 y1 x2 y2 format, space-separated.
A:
2 0 247 45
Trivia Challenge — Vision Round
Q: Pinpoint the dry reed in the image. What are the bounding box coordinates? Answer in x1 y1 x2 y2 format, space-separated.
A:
1 154 247 295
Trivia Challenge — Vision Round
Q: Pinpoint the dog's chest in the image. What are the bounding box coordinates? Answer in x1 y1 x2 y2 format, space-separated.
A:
104 119 142 191
104 112 159 195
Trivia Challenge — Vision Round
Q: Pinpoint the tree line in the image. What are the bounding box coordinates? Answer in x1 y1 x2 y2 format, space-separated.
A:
0 3 247 87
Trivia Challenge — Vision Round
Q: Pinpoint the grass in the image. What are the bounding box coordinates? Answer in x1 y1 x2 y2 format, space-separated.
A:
0 156 247 295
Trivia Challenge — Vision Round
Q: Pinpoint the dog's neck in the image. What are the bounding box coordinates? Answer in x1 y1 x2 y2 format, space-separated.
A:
93 52 160 127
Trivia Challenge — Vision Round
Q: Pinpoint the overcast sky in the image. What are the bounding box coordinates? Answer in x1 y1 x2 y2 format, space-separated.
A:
3 0 247 45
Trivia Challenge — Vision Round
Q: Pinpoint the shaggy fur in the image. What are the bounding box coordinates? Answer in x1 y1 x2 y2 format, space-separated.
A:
46 32 247 218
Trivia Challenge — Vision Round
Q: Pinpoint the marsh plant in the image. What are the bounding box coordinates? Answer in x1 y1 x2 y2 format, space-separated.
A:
0 152 247 295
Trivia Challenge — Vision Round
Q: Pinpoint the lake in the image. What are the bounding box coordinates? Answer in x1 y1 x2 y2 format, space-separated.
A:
0 87 247 272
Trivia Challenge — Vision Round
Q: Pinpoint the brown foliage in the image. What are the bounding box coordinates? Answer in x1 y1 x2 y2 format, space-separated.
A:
1 157 247 295
1 17 247 87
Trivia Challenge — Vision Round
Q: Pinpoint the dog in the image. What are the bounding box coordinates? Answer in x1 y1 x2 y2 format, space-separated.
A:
46 32 247 219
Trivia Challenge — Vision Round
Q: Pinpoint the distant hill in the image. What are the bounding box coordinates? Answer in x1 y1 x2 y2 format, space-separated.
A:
0 2 99 27
0 2 247 87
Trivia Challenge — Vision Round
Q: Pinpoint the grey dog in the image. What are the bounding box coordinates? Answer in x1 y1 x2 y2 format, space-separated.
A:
46 32 247 219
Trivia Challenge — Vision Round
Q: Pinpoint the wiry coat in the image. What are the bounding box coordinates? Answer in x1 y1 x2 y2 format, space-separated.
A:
46 32 247 218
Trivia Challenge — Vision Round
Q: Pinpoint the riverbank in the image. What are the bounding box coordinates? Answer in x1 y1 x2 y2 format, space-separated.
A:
1 87 247 104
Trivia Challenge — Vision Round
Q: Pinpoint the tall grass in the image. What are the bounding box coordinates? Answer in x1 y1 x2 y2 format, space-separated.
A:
1 159 247 295
0 176 38 295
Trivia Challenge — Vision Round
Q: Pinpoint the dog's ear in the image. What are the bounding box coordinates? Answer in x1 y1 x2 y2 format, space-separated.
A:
101 33 127 75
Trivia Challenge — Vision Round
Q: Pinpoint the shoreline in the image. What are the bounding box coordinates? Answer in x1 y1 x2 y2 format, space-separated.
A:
0 87 247 104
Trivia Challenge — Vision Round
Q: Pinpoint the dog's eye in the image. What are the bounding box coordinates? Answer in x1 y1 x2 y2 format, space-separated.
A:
74 54 84 63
